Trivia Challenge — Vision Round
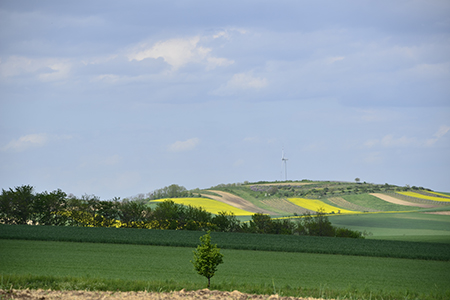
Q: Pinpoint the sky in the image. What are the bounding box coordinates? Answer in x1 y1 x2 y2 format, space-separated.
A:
1 1 449 199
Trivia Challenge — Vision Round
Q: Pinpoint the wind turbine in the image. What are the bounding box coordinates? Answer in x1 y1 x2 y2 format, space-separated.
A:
281 149 288 181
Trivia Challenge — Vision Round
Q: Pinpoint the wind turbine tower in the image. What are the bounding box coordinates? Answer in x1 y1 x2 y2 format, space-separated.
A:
281 149 288 181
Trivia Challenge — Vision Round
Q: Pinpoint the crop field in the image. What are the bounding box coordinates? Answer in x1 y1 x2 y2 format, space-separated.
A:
426 191 450 198
326 197 379 212
328 212 450 243
2 224 449 261
2 181 449 299
260 198 309 215
1 239 449 299
287 198 358 214
151 198 254 215
396 191 450 202
342 194 420 211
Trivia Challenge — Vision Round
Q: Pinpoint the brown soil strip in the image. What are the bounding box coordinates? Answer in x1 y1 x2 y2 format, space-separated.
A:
370 193 437 208
260 198 311 215
1 289 326 300
201 190 276 215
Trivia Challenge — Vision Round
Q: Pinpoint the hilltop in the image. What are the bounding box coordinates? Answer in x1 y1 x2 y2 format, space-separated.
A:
184 180 450 215
178 180 450 243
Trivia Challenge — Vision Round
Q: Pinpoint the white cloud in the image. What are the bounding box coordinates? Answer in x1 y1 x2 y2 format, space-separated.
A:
213 72 268 95
327 56 345 64
434 125 450 138
168 138 200 152
365 126 450 149
381 135 418 147
213 31 228 39
425 125 450 146
0 56 71 81
228 72 268 89
213 28 248 39
1 133 73 152
91 74 121 83
206 56 234 70
364 134 418 148
2 133 48 152
38 62 71 82
128 36 233 70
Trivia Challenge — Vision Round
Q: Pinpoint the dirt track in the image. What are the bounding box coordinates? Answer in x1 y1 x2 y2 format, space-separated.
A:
370 193 437 208
1 289 326 300
202 190 275 215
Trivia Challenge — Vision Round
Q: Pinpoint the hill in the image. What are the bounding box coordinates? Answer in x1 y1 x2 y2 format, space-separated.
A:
197 180 450 214
185 180 450 243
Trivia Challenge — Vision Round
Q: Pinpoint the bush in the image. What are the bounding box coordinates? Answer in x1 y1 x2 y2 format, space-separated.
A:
335 228 363 239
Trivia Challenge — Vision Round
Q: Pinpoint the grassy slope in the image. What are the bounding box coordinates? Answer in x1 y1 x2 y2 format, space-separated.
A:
207 182 450 243
1 239 449 299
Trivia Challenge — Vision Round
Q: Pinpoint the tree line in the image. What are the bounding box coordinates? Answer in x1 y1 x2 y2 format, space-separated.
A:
0 185 363 238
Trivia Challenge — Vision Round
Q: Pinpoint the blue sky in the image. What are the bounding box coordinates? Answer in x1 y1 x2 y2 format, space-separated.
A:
1 1 449 199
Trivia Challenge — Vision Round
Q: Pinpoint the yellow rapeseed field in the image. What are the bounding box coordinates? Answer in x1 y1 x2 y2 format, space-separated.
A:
396 191 450 202
152 198 254 216
287 198 359 214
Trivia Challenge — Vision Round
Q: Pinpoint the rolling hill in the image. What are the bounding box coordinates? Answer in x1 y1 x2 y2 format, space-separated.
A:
154 180 450 243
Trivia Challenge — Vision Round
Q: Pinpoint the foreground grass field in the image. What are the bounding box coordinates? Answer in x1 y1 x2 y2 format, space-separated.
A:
1 239 449 299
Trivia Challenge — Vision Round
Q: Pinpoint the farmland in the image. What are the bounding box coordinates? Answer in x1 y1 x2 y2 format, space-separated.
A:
2 224 449 260
152 197 254 215
1 231 450 299
1 180 450 299
287 198 358 214
396 191 450 202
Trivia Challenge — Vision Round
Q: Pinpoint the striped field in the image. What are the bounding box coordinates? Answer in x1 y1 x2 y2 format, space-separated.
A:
396 192 450 202
287 198 359 214
426 191 450 198
151 198 253 215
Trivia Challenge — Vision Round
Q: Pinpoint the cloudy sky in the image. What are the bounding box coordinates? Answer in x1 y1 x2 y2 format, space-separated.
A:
1 1 449 199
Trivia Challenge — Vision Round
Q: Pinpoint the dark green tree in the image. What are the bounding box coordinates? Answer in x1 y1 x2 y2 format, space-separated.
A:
32 189 68 225
212 211 241 232
0 185 35 224
119 199 151 228
153 200 184 229
249 213 273 233
191 231 224 288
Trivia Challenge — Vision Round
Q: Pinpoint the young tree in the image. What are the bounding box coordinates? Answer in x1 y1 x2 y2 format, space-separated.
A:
191 231 224 288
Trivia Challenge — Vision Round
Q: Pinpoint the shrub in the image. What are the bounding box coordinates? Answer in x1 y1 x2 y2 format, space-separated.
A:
191 231 224 288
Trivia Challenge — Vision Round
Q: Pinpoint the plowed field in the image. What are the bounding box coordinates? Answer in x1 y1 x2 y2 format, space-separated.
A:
202 190 274 215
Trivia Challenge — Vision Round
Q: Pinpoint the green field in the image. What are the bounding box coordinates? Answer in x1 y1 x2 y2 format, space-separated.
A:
1 239 449 299
328 212 450 243
2 181 450 299
340 194 419 211
2 224 449 260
